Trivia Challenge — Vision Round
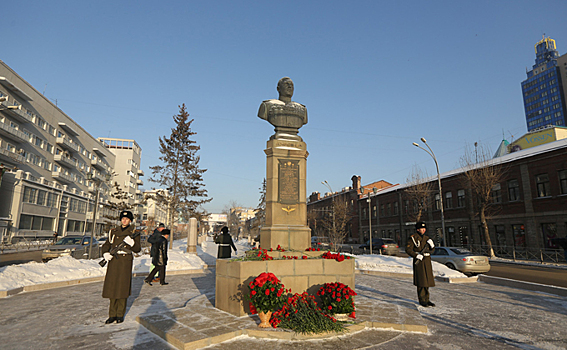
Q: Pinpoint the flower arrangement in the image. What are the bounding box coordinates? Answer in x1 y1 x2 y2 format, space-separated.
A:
246 248 274 261
248 272 287 313
321 251 351 262
270 292 345 334
281 255 309 260
305 247 321 251
317 282 357 318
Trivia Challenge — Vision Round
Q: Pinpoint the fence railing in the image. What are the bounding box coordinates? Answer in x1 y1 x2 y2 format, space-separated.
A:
469 244 567 264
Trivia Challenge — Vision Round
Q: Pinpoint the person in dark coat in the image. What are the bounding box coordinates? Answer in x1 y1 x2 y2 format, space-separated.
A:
147 223 165 282
405 221 436 307
101 210 141 324
144 229 170 286
215 226 237 258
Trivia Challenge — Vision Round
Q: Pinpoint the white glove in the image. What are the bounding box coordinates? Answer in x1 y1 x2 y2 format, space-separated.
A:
123 236 135 247
103 252 113 262
427 239 434 248
416 254 423 261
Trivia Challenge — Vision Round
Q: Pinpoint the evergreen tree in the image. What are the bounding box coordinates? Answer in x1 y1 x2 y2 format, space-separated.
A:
149 104 211 247
251 179 266 237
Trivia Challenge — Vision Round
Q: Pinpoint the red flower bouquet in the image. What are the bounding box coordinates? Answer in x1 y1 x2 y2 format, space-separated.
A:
317 282 357 317
248 272 286 313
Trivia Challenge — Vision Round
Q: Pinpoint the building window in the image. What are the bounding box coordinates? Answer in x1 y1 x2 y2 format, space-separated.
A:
23 187 38 204
434 193 440 210
445 191 453 209
495 225 506 247
380 204 385 217
541 223 557 249
559 170 567 195
18 214 54 231
536 174 551 197
512 224 526 248
492 184 502 203
457 189 465 207
393 202 398 215
387 203 391 216
404 200 409 214
372 205 377 218
508 179 520 201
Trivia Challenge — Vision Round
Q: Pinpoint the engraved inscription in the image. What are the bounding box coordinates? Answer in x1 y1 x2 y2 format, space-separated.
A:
278 159 299 204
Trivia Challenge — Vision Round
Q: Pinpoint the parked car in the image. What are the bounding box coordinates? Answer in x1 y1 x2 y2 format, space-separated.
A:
359 238 399 255
430 247 490 275
42 236 100 262
97 237 108 247
311 236 330 249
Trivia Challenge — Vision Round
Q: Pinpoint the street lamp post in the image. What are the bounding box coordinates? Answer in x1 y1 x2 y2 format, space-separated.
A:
360 187 377 254
321 181 335 243
412 137 446 246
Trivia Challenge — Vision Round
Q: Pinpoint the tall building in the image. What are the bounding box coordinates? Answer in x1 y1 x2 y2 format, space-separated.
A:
521 36 567 132
97 137 144 217
0 60 116 243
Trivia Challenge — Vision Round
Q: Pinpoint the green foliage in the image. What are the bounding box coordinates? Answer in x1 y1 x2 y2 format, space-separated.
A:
270 292 345 334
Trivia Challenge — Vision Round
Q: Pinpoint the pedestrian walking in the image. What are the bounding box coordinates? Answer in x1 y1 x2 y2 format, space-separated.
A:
101 210 141 324
405 221 436 307
215 226 237 258
145 229 170 286
148 223 165 282
52 232 58 244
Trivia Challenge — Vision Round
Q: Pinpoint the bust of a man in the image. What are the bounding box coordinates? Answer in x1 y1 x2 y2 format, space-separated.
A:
258 77 308 141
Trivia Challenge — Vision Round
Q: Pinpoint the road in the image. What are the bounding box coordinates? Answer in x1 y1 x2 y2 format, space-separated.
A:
486 260 567 288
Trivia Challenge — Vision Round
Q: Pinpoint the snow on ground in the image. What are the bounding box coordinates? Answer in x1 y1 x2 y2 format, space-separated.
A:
0 237 465 292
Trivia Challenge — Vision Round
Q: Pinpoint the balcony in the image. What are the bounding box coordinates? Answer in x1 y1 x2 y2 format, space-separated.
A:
0 119 28 143
0 101 33 123
137 169 144 177
56 137 79 153
52 170 74 183
91 158 106 170
137 179 143 186
54 154 76 168
87 183 96 193
0 148 24 163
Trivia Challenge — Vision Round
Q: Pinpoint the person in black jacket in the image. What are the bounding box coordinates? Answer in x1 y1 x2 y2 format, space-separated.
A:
215 226 237 258
147 223 165 282
144 229 169 286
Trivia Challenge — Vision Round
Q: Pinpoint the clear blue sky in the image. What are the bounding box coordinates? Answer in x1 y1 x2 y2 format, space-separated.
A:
3 0 566 213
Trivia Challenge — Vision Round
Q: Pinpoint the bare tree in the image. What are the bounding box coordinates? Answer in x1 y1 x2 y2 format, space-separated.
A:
223 200 241 236
460 143 504 258
250 179 266 238
307 209 319 237
321 200 352 251
404 164 433 223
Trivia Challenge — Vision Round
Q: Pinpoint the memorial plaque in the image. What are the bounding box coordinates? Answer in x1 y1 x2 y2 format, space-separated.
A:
278 159 299 204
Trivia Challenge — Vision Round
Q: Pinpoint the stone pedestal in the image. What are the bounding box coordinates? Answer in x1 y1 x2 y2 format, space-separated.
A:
260 139 310 251
187 217 197 254
215 258 355 316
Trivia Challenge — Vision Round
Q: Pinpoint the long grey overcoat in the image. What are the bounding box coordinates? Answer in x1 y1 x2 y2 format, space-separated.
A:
405 233 435 288
101 225 141 299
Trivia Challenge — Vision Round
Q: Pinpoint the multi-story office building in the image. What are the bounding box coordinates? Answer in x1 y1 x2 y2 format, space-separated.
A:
139 189 169 228
97 137 144 217
521 36 567 132
0 60 117 243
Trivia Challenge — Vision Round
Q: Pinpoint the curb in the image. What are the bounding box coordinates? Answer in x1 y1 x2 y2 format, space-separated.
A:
0 267 208 298
478 274 567 297
356 269 478 283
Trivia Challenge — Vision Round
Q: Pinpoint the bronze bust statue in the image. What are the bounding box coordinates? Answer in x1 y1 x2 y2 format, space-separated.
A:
258 77 308 141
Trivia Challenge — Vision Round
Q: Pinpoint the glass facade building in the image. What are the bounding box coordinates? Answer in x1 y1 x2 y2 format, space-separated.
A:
521 36 567 132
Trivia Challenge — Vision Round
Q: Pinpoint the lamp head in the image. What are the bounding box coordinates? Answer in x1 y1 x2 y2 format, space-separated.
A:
412 142 419 147
359 187 364 194
372 187 377 194
420 137 427 143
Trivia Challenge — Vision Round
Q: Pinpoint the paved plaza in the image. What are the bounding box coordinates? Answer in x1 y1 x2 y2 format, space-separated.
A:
1 271 566 349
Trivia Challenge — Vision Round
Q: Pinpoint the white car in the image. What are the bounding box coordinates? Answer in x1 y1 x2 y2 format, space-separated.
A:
430 247 490 275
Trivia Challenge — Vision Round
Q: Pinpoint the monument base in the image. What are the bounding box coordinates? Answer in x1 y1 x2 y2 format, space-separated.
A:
259 225 311 251
215 258 355 316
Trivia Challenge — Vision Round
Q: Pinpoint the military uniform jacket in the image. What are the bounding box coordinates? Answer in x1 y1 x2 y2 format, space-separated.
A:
405 233 435 288
215 232 236 258
101 225 141 299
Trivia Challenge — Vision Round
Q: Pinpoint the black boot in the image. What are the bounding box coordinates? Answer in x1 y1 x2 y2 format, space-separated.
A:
105 317 117 324
116 317 124 323
427 301 436 307
419 302 429 307
144 279 152 286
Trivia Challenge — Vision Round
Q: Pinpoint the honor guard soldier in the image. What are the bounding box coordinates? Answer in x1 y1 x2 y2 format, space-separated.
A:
406 221 436 307
101 210 141 324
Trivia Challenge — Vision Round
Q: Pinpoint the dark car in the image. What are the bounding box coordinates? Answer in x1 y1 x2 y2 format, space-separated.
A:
359 238 399 255
42 236 100 262
430 247 490 275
